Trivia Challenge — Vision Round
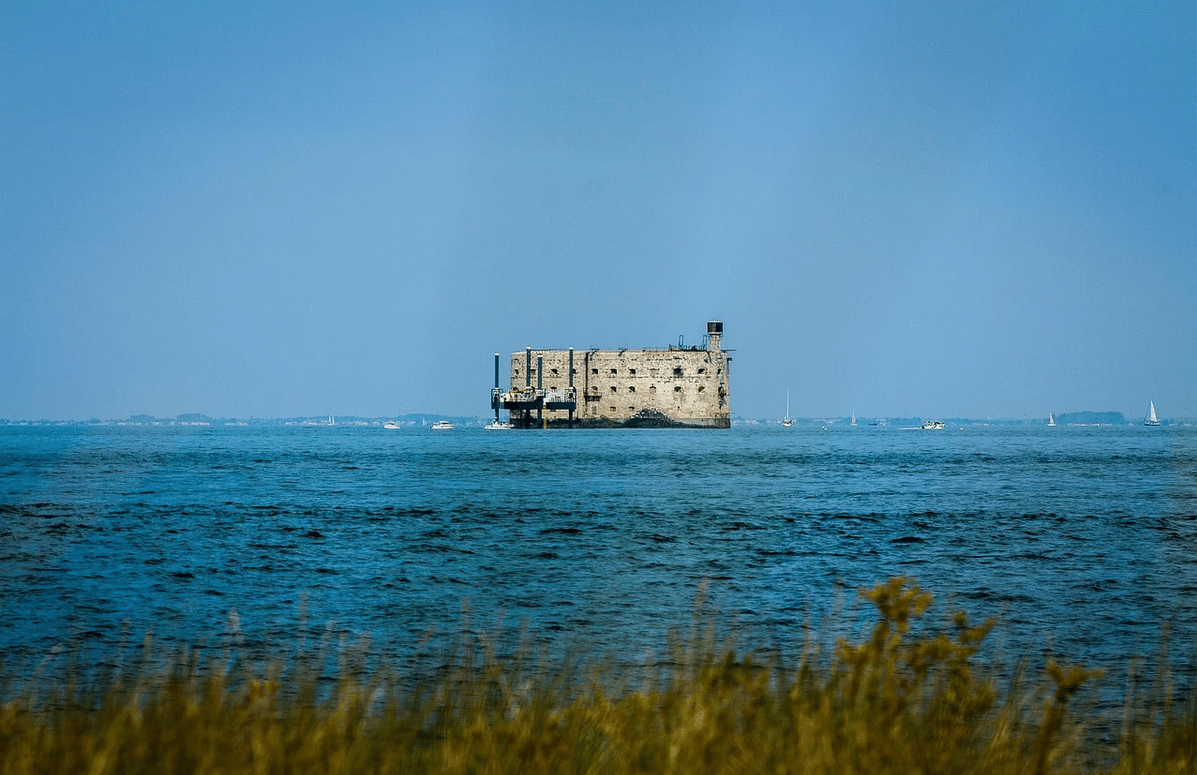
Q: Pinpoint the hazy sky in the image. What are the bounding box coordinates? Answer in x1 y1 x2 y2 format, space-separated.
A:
3 1 1194 420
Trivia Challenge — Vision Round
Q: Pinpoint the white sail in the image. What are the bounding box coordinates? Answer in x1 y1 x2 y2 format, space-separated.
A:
851 411 857 426
782 390 793 427
1047 413 1056 427
1145 401 1160 426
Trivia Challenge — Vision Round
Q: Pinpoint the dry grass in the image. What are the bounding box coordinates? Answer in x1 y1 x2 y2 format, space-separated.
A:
3 578 1196 774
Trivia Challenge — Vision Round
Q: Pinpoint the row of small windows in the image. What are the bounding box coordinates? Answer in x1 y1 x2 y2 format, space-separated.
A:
518 366 717 377
588 385 704 394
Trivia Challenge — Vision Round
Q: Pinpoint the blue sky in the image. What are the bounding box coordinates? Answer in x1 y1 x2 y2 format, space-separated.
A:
3 1 1194 420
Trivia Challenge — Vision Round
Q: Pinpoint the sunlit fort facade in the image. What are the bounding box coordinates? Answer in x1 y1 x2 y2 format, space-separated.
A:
490 321 730 428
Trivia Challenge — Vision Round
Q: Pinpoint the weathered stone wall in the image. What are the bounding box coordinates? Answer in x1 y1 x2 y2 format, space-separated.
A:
509 338 730 428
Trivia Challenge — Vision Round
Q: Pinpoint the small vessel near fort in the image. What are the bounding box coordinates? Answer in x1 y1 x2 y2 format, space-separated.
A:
430 420 454 430
485 420 513 430
1144 401 1160 426
922 420 946 430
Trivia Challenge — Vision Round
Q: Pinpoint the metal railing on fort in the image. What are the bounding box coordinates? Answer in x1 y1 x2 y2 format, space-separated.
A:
496 387 577 408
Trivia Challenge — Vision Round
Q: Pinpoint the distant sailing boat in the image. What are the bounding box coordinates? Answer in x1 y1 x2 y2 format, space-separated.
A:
1144 400 1161 426
851 411 857 427
1047 413 1056 427
782 391 794 427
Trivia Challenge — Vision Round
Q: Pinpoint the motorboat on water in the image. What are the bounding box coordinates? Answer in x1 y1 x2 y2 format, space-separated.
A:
921 420 945 430
430 420 454 430
485 421 513 430
383 421 400 429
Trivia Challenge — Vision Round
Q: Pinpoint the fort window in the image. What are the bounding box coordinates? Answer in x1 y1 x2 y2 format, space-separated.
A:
610 386 617 393
649 386 657 394
628 386 636 393
674 386 682 393
551 368 558 375
629 368 637 375
591 368 599 375
698 385 705 392
610 368 617 375
673 367 683 377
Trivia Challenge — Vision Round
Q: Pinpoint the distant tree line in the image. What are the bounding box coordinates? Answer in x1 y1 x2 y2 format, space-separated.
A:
1055 411 1127 425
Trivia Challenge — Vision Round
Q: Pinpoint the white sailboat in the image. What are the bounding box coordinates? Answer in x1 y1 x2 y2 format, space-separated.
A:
851 411 857 427
1047 413 1056 427
782 391 793 427
1144 400 1160 426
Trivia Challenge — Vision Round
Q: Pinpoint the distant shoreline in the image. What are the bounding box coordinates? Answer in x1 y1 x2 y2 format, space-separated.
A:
1 414 1191 427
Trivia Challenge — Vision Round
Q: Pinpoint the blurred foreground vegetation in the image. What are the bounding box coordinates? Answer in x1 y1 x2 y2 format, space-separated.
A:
3 578 1196 774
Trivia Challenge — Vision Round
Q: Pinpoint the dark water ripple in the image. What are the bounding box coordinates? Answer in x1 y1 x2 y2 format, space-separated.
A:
1 424 1196 681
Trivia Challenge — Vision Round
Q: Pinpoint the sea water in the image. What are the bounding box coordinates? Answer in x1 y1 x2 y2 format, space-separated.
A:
2 423 1196 681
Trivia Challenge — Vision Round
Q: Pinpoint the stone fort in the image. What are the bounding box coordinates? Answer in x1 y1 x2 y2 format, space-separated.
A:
491 321 730 428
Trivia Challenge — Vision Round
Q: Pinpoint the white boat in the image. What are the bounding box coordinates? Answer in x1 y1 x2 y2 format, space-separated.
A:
485 421 512 430
1047 413 1056 427
851 411 857 427
921 420 945 430
383 421 400 429
1144 401 1160 426
782 390 793 427
430 420 454 430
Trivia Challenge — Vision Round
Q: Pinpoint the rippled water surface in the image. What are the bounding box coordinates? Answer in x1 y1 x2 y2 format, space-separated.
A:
3 424 1196 675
